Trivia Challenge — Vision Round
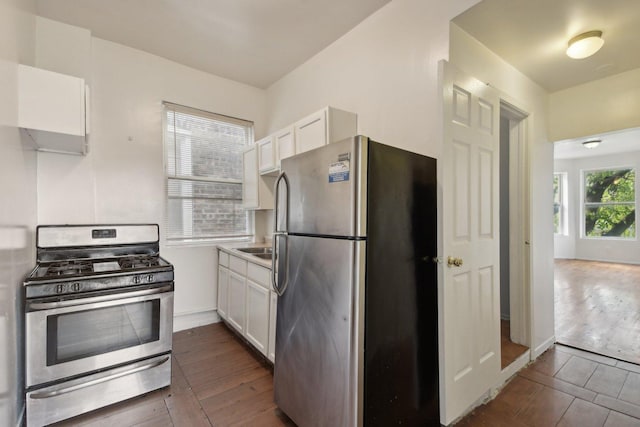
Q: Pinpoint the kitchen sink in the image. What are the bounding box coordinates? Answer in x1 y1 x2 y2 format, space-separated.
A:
237 247 273 255
251 253 273 260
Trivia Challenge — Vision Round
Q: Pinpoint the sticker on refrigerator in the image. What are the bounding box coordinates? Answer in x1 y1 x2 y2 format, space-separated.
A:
328 161 350 183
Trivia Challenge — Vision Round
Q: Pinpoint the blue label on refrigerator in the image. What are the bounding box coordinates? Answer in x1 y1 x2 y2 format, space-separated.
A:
328 161 350 183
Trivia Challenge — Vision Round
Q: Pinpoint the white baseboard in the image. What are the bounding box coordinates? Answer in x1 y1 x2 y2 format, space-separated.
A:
532 335 555 359
173 309 220 332
498 350 530 384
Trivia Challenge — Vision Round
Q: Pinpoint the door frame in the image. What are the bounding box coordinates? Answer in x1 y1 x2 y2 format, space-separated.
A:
501 101 531 348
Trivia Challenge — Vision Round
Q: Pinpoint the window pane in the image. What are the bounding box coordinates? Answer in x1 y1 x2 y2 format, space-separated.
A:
166 111 247 181
583 168 635 239
585 169 635 203
168 179 242 200
164 104 253 242
167 198 248 240
585 205 636 238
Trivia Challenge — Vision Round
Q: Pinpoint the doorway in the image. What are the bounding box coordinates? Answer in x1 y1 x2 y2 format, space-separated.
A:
553 127 640 365
499 103 530 369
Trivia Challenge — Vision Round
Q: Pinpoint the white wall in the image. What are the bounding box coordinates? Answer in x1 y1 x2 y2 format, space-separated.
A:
0 0 36 425
35 20 268 330
549 68 640 142
554 152 640 264
450 24 555 357
266 0 480 157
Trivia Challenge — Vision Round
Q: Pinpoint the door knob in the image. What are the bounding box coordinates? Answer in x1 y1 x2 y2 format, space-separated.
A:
447 256 463 267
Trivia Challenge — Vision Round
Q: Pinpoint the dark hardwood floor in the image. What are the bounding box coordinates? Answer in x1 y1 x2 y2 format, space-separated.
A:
53 323 294 427
501 319 529 369
555 259 640 365
53 321 640 426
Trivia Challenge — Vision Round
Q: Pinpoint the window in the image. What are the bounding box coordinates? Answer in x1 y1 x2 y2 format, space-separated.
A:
553 172 567 235
583 168 636 239
163 102 254 243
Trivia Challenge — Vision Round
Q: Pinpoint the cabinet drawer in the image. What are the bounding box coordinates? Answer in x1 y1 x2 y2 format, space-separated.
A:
219 251 229 267
229 255 247 275
247 263 270 290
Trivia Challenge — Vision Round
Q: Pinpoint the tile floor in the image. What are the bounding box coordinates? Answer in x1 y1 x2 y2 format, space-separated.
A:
457 344 640 426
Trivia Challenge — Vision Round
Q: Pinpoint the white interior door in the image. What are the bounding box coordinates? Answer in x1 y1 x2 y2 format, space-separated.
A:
440 61 501 425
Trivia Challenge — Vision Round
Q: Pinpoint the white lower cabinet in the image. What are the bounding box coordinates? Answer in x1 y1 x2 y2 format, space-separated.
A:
227 271 246 333
268 291 277 362
217 248 277 362
245 280 270 355
217 266 229 320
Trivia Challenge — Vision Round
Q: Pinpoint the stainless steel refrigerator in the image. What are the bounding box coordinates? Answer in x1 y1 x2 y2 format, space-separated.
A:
271 135 439 426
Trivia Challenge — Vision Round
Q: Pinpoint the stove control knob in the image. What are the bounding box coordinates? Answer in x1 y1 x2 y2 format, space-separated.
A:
56 284 64 294
146 274 154 282
72 282 81 292
133 276 142 284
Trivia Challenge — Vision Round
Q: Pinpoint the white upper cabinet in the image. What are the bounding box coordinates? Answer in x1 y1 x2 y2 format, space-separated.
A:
18 64 89 155
274 127 295 169
257 136 277 175
295 110 326 154
294 107 357 156
257 106 356 177
243 146 275 210
246 107 356 206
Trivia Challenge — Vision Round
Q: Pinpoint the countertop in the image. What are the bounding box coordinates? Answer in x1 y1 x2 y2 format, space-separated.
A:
217 242 272 269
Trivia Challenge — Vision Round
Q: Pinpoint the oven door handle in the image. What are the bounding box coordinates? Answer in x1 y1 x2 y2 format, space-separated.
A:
29 356 170 399
28 284 173 310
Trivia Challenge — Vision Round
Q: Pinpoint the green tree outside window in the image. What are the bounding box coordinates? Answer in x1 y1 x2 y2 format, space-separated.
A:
584 168 635 238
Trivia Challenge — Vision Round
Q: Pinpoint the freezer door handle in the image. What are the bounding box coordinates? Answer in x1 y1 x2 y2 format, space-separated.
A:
273 171 290 234
272 172 290 296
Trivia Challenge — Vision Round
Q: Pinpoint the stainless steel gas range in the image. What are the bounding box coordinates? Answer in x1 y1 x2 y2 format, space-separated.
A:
23 224 174 427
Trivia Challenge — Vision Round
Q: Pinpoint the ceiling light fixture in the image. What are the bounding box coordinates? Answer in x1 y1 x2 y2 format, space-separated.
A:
566 30 604 59
582 139 602 149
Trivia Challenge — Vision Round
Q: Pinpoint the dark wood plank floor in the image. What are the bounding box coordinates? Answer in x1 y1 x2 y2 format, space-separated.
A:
555 259 640 365
53 321 640 426
501 319 529 369
53 323 294 427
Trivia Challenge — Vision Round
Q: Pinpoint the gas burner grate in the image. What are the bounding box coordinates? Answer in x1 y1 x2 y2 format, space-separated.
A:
119 256 161 270
46 261 93 276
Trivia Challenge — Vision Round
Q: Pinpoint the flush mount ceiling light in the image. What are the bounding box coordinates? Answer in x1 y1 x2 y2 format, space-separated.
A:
566 30 604 59
582 139 602 149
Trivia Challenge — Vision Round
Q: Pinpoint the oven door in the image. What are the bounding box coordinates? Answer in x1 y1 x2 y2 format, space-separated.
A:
25 284 173 388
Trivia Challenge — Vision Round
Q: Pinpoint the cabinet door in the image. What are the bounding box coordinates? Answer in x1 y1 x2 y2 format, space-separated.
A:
217 266 229 320
275 127 295 166
18 65 86 136
228 271 246 333
295 110 327 154
245 280 270 356
242 147 258 209
258 136 276 174
268 291 277 362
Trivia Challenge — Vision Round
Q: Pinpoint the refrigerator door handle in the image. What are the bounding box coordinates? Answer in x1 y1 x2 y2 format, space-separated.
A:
272 172 290 296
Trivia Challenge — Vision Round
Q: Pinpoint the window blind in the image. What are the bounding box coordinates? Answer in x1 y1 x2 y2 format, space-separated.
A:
163 102 254 242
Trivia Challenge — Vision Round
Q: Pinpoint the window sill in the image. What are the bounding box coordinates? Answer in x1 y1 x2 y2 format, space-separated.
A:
163 237 254 249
